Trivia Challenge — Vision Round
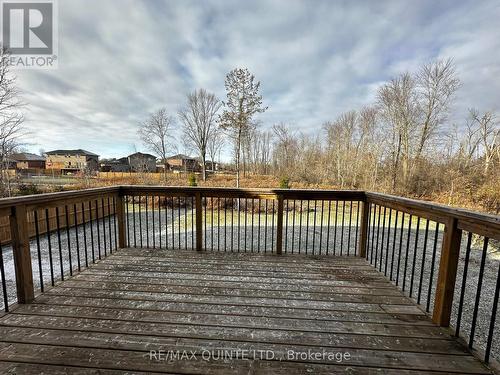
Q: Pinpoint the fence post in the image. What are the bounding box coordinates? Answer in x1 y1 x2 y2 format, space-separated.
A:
433 217 462 326
276 194 284 255
195 192 203 251
358 201 370 258
115 193 126 249
10 205 35 303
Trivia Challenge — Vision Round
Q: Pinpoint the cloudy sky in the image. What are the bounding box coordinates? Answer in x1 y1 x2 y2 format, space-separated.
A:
16 0 500 159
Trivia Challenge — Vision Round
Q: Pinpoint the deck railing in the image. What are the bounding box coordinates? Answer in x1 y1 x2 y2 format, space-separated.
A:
0 186 498 364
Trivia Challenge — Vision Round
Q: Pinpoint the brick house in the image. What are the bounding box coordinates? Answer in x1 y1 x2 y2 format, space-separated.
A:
45 149 99 174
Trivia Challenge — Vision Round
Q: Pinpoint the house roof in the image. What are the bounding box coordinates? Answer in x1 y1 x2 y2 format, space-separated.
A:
127 152 156 159
167 153 196 161
11 152 46 162
46 149 99 157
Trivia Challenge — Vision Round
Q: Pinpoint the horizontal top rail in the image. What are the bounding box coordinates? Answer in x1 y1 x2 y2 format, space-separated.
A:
0 186 120 214
0 186 497 238
366 192 500 240
121 185 366 201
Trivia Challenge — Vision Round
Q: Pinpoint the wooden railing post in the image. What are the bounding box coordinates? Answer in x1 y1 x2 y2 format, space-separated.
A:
276 194 284 255
115 194 126 249
10 205 34 303
195 192 202 251
433 217 462 326
358 201 370 258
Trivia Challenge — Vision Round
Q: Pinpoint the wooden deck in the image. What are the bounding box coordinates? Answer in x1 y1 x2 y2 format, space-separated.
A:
0 248 493 374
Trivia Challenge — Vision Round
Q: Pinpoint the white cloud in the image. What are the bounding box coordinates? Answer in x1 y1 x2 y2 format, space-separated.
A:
14 0 500 159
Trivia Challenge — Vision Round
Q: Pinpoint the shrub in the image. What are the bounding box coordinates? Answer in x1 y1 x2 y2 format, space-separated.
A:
279 176 290 189
17 183 42 196
188 173 197 187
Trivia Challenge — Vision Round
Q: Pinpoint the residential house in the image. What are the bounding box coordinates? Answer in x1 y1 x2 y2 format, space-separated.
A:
166 154 199 173
45 149 99 174
11 153 46 172
127 152 157 172
99 158 130 172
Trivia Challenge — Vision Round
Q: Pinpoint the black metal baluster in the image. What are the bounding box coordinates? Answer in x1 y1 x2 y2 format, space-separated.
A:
257 198 260 253
340 201 346 256
292 199 297 254
298 201 303 254
101 199 107 256
485 261 500 363
34 210 44 292
158 197 162 249
237 198 241 251
64 205 73 276
354 202 360 256
224 198 227 252
95 200 102 259
231 198 234 252
152 196 156 249
45 209 54 285
113 197 119 250
145 196 149 248
165 197 169 249
191 197 195 250
138 197 143 248
125 196 130 247
178 197 182 249
55 207 64 279
217 198 221 252
319 200 324 254
251 199 255 252
396 213 406 286
347 201 353 256
0 241 8 311
312 200 317 255
132 197 137 248
384 209 392 275
81 202 88 267
326 200 332 255
271 200 275 252
390 211 399 281
210 197 214 251
456 232 472 337
73 204 81 272
417 219 430 304
409 217 420 297
374 206 382 267
305 200 310 254
426 223 440 312
171 197 175 249
365 204 372 260
333 201 340 256
264 199 268 253
469 237 489 349
243 198 247 252
184 197 188 250
369 204 377 262
378 206 387 271
284 200 288 252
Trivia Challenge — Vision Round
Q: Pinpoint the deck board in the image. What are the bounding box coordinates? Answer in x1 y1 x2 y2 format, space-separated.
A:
0 248 493 374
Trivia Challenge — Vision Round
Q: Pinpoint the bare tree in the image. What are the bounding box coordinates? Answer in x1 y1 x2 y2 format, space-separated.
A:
219 68 267 187
415 59 460 159
207 125 225 173
469 108 499 174
179 89 221 181
0 48 25 196
138 108 174 182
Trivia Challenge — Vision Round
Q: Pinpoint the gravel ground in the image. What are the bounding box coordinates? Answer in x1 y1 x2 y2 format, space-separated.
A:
1 208 498 362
